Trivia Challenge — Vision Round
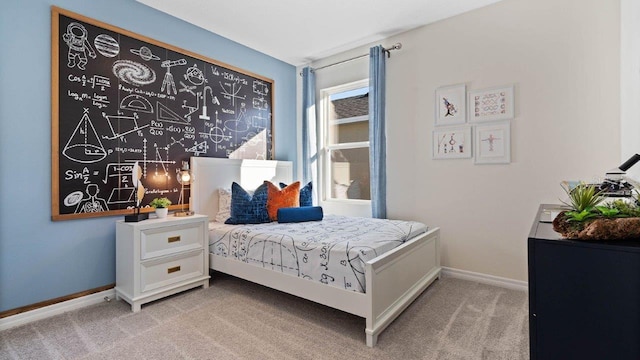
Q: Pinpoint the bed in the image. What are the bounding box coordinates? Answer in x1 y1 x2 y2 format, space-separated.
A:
190 157 441 346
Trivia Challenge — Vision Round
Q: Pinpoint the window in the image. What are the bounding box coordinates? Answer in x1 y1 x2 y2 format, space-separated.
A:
320 80 371 201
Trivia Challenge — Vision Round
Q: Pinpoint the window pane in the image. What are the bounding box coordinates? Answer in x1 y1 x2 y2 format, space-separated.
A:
329 148 370 200
329 121 369 144
328 88 368 144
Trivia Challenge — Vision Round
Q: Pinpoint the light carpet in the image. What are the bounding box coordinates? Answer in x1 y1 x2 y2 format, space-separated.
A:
0 274 529 359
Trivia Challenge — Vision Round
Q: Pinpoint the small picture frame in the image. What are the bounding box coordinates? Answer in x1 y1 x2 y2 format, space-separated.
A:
435 84 466 126
468 85 514 122
432 125 472 159
474 121 511 164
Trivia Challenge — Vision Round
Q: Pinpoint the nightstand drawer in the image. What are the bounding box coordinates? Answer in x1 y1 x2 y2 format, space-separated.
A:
140 250 204 293
141 222 204 260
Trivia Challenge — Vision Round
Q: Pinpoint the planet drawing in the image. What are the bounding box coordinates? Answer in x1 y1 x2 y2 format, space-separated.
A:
94 34 120 57
130 46 160 61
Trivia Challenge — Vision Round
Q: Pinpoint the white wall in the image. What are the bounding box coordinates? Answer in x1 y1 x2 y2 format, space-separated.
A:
302 0 620 281
621 0 640 179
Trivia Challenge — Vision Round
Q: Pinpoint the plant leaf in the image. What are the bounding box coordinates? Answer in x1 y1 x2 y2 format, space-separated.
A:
560 182 604 212
565 210 597 222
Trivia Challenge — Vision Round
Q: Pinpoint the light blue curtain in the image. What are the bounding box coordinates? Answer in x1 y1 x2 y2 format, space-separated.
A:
369 46 386 218
301 67 318 204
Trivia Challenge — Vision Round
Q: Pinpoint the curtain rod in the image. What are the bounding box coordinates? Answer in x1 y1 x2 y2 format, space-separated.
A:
300 43 402 76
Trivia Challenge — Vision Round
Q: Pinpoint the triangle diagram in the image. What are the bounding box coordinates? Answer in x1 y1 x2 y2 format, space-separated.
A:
187 141 209 154
156 101 188 124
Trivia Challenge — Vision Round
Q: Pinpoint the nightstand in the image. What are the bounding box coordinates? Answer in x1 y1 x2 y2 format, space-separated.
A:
115 214 210 312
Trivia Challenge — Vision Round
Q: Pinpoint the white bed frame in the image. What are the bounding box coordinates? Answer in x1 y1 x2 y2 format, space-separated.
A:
190 157 441 346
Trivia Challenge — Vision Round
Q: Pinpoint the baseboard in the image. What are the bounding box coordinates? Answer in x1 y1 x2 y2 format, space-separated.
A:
0 268 525 331
0 289 115 331
441 267 528 292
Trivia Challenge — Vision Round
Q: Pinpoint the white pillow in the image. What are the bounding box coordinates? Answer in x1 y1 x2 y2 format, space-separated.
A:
215 188 232 222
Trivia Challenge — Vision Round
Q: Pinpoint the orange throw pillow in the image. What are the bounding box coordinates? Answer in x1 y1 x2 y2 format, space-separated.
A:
266 181 300 221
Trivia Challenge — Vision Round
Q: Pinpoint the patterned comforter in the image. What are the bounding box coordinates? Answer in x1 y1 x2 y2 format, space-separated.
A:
208 215 428 293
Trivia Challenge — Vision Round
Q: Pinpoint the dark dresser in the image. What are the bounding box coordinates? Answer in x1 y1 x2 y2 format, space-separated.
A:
528 204 640 360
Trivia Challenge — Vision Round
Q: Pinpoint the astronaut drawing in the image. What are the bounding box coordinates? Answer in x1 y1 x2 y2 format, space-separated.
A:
62 22 96 70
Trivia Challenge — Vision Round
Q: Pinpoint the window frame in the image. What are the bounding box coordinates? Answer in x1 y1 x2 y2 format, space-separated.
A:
319 79 370 204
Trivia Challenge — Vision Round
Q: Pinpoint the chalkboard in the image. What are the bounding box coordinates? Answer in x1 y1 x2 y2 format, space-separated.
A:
51 7 274 220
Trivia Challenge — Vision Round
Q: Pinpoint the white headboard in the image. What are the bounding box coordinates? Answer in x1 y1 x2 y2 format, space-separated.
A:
190 157 293 220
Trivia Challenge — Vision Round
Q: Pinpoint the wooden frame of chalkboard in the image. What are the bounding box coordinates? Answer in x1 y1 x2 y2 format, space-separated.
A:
51 6 274 221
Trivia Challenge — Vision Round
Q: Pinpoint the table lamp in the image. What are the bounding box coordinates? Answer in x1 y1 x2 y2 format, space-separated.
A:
174 161 194 217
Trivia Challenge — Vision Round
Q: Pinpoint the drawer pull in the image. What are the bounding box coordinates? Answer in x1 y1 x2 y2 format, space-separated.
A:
167 266 181 274
168 236 181 243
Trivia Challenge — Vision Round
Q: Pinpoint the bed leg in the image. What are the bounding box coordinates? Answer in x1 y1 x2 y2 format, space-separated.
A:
366 332 378 347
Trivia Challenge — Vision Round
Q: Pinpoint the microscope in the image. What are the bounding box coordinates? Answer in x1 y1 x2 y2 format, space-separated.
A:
597 154 640 197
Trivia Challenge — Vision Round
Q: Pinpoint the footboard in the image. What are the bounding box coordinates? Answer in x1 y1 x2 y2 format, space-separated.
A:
364 227 441 346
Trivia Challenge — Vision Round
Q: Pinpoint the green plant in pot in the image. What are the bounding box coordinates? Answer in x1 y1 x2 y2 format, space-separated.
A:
149 197 172 218
560 182 604 222
554 182 640 239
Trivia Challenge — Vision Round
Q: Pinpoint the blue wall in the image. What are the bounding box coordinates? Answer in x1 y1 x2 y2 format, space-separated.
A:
0 0 297 312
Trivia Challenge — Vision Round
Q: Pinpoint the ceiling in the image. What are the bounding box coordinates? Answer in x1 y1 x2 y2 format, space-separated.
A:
137 0 504 66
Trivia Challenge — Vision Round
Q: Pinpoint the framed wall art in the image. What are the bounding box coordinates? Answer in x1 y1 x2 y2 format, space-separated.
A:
474 121 511 164
468 85 514 122
432 125 472 159
435 84 466 126
51 7 274 220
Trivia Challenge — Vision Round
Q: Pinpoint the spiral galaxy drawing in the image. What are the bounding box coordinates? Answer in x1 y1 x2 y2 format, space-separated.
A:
112 60 156 87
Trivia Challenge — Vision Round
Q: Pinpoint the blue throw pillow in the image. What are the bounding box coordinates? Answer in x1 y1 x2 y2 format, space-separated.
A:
225 182 270 224
277 206 323 223
280 181 313 207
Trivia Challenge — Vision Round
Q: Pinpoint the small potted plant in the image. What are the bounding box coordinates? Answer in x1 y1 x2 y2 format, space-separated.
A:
149 197 172 218
553 182 640 239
